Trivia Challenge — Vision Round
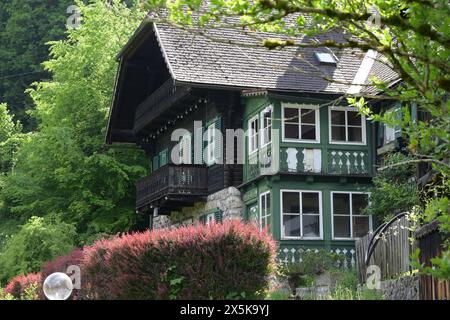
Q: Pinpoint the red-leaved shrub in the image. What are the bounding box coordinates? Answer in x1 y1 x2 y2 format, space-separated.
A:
39 248 84 300
5 272 42 299
82 220 277 299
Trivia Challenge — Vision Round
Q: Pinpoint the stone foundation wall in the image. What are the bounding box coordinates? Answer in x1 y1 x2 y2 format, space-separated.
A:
380 275 419 300
205 187 244 220
152 187 244 230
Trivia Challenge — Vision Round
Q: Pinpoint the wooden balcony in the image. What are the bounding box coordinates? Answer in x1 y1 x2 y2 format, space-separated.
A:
134 79 191 133
136 164 208 213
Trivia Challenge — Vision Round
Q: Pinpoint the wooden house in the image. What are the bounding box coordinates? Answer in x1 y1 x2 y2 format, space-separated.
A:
106 16 399 263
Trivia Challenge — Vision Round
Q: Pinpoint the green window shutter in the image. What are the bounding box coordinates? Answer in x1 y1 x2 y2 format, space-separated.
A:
377 122 385 147
159 149 168 167
214 117 222 165
214 209 223 223
152 155 159 171
193 127 203 165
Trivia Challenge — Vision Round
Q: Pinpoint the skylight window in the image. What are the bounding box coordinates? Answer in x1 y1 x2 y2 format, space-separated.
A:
315 52 337 65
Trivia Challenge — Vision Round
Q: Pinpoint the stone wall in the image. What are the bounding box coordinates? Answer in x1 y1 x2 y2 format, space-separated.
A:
204 187 244 220
380 275 420 300
152 187 244 229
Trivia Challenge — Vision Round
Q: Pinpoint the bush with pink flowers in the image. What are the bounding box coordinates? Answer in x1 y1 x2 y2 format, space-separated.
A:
39 248 84 300
82 221 277 300
4 272 41 299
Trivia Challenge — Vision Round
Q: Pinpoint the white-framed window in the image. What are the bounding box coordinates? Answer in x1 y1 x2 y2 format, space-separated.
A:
281 190 322 239
178 132 192 164
259 191 271 230
206 123 216 165
282 103 320 143
331 191 372 240
248 115 259 154
329 106 366 144
260 106 272 147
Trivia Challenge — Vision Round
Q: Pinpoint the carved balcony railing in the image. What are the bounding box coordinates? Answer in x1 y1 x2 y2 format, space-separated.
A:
327 149 369 175
136 164 208 210
244 145 372 182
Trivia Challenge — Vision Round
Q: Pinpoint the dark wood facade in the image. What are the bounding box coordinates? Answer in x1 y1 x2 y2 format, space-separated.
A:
135 87 244 214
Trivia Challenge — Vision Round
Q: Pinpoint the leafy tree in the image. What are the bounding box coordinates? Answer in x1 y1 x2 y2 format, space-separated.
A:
364 153 420 221
1 1 148 243
0 103 27 175
0 216 76 284
0 0 73 128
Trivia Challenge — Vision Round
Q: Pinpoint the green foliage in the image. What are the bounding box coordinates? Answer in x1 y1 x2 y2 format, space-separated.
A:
266 289 291 300
0 216 76 284
281 249 344 289
0 288 14 300
364 153 420 221
412 247 450 281
0 0 73 128
0 103 27 175
284 249 343 276
327 285 383 300
327 270 384 300
0 283 39 301
20 283 39 301
0 1 148 243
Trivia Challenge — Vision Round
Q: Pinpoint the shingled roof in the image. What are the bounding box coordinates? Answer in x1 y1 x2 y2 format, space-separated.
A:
120 17 399 95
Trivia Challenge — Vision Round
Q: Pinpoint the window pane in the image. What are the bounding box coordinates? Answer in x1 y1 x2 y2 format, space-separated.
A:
261 217 267 229
353 216 370 238
334 216 350 238
331 126 346 141
266 195 271 215
284 108 299 122
250 119 258 131
303 215 320 238
347 111 361 126
348 127 362 142
301 125 316 140
333 193 350 215
301 109 315 124
352 194 368 215
264 127 271 144
302 193 319 214
261 195 266 216
285 123 299 139
283 215 301 237
331 110 345 125
282 192 300 213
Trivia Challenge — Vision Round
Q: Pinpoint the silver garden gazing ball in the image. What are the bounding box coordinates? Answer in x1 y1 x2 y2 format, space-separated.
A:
43 272 73 300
